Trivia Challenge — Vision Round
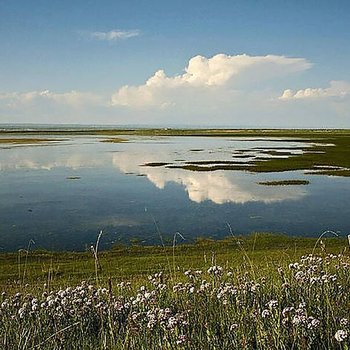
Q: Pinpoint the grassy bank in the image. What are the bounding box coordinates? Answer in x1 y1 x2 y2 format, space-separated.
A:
0 138 65 144
0 233 347 291
0 233 349 349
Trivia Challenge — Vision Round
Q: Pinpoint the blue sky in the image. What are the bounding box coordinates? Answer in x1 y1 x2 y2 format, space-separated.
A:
1 0 350 127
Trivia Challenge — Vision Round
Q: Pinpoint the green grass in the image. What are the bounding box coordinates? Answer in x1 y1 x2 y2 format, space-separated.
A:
100 137 128 143
143 129 350 176
142 162 170 167
0 138 65 144
258 180 310 186
0 233 347 292
172 134 350 176
0 233 349 349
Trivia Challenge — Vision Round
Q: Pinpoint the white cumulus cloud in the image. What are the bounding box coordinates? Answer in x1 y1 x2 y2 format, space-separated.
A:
279 80 350 100
90 29 140 41
111 53 312 108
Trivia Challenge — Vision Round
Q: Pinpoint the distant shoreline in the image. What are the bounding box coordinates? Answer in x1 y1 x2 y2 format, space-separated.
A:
1 127 350 137
1 125 350 133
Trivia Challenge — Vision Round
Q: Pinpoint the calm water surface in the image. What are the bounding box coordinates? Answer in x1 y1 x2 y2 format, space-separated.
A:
0 135 349 251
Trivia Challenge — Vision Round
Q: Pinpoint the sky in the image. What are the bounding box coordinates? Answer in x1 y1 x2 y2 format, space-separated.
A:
0 0 350 127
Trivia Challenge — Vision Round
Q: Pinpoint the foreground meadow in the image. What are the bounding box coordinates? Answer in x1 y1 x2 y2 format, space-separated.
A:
0 234 349 349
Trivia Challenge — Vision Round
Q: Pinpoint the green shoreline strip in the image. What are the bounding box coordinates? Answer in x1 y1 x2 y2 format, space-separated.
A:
258 180 310 186
0 233 347 291
0 138 64 144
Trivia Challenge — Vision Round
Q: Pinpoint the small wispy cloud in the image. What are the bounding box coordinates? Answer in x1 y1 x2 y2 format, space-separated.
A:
279 80 350 100
90 29 140 41
0 90 105 108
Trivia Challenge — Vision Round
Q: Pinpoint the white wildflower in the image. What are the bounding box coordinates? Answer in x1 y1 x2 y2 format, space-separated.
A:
335 329 348 342
176 334 187 345
267 299 278 309
282 306 294 318
295 271 305 280
262 309 271 318
340 318 349 327
307 317 320 330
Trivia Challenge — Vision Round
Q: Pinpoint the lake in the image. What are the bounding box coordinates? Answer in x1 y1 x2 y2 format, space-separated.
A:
0 134 349 251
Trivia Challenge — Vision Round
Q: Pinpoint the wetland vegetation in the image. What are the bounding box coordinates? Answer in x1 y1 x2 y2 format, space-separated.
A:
0 233 349 349
258 180 310 186
3 128 349 176
132 129 350 177
0 233 346 289
0 138 64 145
100 137 128 143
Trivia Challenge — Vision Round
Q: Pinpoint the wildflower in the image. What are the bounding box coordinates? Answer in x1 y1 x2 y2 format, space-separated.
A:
147 315 157 329
292 314 306 326
262 309 271 318
176 334 187 345
207 265 223 275
340 318 348 327
282 306 294 318
289 262 300 270
282 318 289 326
335 330 348 342
199 280 211 292
298 302 306 310
168 316 178 329
307 317 320 330
295 271 305 281
267 300 278 309
18 307 26 319
131 312 140 322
